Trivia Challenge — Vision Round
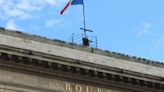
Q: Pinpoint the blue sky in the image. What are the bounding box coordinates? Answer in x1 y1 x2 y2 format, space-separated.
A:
0 0 164 62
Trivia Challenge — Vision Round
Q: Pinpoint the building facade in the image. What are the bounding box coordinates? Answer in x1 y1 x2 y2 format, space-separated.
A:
0 28 164 92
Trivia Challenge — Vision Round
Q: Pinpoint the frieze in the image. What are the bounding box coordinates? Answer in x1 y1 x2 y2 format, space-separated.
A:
52 79 119 92
65 82 113 92
0 47 163 92
0 27 164 68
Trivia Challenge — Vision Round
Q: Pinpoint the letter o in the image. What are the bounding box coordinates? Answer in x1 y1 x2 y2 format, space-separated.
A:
76 85 82 92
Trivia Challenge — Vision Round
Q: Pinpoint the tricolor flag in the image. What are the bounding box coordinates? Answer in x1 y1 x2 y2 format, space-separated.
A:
61 0 83 15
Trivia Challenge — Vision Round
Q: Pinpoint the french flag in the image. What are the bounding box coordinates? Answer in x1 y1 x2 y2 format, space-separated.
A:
61 0 83 15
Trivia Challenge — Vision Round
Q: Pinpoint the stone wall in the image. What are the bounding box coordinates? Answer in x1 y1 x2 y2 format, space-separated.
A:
0 28 164 92
0 33 164 79
0 69 121 92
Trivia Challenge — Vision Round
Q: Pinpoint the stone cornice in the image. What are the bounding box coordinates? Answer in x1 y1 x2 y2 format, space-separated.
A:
0 45 163 92
0 27 164 69
0 45 163 82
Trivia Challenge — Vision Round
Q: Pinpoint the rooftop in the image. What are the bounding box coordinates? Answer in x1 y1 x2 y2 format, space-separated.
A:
0 27 164 68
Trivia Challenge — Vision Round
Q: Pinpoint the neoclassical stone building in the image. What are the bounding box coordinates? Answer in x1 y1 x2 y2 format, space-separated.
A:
0 27 164 92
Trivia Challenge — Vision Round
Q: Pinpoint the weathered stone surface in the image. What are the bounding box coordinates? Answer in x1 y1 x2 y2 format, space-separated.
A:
0 33 164 78
0 69 65 92
0 28 164 92
0 70 119 92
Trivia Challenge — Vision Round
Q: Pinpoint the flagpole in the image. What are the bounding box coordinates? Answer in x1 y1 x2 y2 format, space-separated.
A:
82 0 87 38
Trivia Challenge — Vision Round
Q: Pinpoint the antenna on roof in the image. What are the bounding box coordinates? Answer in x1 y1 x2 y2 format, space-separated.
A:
80 28 93 47
80 0 95 47
67 0 98 48
67 30 98 48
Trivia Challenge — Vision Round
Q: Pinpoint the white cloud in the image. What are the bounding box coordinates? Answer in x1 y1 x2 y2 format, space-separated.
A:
46 0 57 7
5 20 21 30
3 6 31 20
45 19 63 27
0 0 67 31
16 0 42 11
137 22 152 36
0 0 67 20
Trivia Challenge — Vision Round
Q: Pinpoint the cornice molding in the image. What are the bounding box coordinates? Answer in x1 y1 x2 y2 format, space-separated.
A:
0 27 164 68
0 45 163 92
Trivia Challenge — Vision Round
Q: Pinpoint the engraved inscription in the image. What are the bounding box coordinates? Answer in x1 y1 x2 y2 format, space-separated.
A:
65 82 113 92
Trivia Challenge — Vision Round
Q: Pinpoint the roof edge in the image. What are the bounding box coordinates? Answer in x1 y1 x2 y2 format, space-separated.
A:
0 27 163 68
